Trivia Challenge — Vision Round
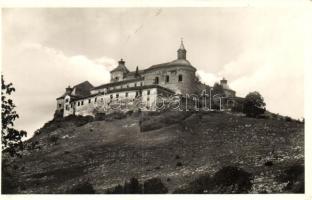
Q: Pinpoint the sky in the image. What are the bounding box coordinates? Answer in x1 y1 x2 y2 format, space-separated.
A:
1 7 309 139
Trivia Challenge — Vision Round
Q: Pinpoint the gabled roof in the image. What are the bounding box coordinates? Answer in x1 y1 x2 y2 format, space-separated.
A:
92 77 144 90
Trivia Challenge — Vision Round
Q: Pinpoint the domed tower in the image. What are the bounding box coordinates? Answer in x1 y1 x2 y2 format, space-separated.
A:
177 39 187 60
110 59 130 82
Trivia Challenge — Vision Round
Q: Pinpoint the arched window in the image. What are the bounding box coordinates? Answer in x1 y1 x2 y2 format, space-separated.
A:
178 74 183 82
166 75 170 83
155 77 159 84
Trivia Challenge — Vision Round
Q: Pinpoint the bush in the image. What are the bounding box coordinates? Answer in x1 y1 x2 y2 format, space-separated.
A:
285 116 292 122
243 92 266 118
106 177 168 194
66 181 95 194
48 135 59 145
264 161 273 167
143 178 168 194
173 166 253 194
212 166 253 193
124 178 142 194
277 164 304 193
94 113 106 121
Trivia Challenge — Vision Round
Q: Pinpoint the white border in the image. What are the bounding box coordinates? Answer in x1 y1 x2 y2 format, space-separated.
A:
1 1 311 200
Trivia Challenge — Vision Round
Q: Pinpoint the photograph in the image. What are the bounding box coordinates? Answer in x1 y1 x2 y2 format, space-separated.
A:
1 4 308 195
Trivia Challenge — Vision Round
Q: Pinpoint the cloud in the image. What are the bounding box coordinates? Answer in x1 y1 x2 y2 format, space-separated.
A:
3 42 116 138
196 70 221 86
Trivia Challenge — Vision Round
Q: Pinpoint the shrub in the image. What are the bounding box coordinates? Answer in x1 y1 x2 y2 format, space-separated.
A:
277 164 304 193
176 162 183 167
94 113 106 121
264 161 273 167
66 181 95 194
106 177 168 194
124 178 142 194
174 166 253 194
106 184 124 194
143 178 168 194
189 174 212 194
285 116 292 122
212 166 253 193
48 135 59 145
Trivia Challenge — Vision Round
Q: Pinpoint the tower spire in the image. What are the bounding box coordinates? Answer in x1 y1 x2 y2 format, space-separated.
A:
177 38 187 59
179 37 185 50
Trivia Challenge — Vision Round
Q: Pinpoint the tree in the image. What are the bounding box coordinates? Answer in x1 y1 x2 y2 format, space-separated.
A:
1 75 27 157
243 91 266 117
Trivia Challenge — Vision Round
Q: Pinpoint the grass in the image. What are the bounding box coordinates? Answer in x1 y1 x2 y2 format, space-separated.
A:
2 111 304 194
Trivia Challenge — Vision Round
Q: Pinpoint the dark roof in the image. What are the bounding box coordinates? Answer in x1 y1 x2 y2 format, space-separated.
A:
146 59 196 72
92 77 144 90
56 81 93 100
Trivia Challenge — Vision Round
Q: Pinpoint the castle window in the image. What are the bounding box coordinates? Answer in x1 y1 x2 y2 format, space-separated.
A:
81 101 84 105
78 102 80 106
88 99 91 104
179 74 183 82
155 77 159 84
147 90 150 95
166 75 170 83
110 94 113 99
58 103 62 108
65 105 69 110
65 99 69 103
116 94 119 98
95 97 97 102
125 92 128 97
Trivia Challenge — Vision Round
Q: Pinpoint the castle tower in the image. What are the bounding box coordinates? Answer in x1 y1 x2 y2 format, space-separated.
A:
220 77 229 89
177 39 187 60
110 58 130 82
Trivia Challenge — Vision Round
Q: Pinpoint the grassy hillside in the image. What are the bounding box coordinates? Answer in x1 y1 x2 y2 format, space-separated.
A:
2 111 304 194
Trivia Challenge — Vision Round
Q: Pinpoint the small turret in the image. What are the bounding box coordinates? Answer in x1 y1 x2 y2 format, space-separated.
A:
65 86 73 94
177 38 187 60
220 78 229 89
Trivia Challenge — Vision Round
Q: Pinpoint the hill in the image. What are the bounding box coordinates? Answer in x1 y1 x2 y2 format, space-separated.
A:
2 111 304 194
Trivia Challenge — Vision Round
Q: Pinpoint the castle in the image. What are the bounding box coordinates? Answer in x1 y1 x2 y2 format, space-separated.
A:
56 41 236 117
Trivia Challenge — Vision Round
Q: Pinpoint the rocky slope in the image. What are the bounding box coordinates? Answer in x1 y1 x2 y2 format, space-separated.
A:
2 111 304 194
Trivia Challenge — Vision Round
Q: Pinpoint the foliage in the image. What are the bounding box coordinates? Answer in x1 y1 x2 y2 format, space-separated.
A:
66 181 95 194
1 75 27 157
106 177 168 194
243 91 266 117
212 166 253 193
212 83 225 96
48 135 59 145
124 177 142 194
276 164 304 193
143 178 168 194
173 166 253 194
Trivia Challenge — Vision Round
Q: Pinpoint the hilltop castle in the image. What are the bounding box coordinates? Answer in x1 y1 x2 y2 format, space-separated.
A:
56 41 236 117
